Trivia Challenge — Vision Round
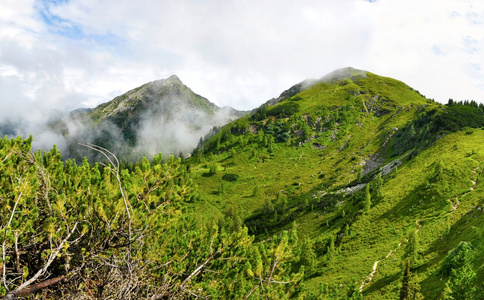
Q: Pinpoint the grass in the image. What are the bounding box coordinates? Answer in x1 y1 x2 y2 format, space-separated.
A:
185 71 484 298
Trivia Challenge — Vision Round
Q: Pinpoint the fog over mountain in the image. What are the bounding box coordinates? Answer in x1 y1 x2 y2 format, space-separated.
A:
0 75 246 161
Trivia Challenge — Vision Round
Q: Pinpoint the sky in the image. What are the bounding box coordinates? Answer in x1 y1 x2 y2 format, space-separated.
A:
1 0 484 115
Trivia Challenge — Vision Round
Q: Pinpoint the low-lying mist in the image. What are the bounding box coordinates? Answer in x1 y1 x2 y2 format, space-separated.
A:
1 95 242 163
136 101 237 157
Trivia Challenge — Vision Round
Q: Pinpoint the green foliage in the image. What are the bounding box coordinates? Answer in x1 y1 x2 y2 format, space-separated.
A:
0 137 309 299
299 237 317 275
182 69 484 299
267 102 300 118
207 162 218 175
400 260 423 300
405 231 419 265
222 173 239 182
9 68 484 299
392 105 484 156
363 183 371 213
326 235 336 267
442 242 478 299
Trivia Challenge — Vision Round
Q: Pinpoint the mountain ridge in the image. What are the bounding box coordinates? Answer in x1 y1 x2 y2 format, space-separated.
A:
185 68 484 298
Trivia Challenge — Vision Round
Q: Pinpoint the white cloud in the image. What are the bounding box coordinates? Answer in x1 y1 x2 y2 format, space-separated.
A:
1 0 484 126
363 0 484 101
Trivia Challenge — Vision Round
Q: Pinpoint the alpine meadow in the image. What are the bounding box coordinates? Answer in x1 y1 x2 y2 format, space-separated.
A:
3 67 484 299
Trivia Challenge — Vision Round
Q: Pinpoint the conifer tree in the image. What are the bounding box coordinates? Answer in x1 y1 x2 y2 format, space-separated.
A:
400 260 411 300
445 242 477 299
363 183 371 213
373 172 383 198
405 231 419 265
400 260 423 300
327 235 336 267
299 237 316 275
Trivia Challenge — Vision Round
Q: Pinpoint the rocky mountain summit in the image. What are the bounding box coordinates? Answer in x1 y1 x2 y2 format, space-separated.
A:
62 75 247 161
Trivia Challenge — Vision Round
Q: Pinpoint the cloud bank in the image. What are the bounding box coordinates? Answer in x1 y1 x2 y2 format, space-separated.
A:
1 0 484 152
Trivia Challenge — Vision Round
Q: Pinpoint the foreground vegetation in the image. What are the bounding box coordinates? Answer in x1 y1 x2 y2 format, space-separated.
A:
0 138 308 299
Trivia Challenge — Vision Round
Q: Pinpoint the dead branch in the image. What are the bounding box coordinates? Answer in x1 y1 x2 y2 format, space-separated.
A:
177 250 220 295
78 143 134 298
244 284 259 299
267 252 281 287
14 232 20 276
3 223 77 299
2 188 25 290
78 143 132 250
3 275 66 299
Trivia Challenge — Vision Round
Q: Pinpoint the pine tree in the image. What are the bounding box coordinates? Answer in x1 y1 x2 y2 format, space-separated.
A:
230 148 237 164
264 199 275 217
405 231 419 265
344 224 350 237
300 237 317 275
373 173 383 198
363 183 371 213
400 260 411 300
446 242 477 299
327 235 336 267
400 260 424 300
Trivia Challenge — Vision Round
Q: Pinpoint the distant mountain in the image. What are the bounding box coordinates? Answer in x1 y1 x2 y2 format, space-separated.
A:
60 75 247 161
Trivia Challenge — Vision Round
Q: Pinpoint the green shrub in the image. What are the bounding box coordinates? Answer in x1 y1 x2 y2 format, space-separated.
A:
222 173 239 182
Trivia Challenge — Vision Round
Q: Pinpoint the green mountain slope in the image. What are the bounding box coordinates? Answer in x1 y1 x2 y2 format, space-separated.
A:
186 68 484 298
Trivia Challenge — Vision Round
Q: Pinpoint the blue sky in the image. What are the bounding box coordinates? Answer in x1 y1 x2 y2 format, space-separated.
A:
1 0 484 116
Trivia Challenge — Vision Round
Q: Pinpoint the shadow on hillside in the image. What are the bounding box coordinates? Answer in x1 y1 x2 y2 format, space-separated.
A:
417 193 484 298
376 180 449 228
418 169 484 297
243 183 344 238
375 183 425 223
363 272 400 297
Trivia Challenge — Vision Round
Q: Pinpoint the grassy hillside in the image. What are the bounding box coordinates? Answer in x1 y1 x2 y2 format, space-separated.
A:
3 68 484 299
186 68 484 298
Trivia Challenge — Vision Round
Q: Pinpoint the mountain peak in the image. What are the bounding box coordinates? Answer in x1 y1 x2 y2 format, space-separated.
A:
166 74 182 83
149 74 184 90
270 67 368 105
319 67 367 83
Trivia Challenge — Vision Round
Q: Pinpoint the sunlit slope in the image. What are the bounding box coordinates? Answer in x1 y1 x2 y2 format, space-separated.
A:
303 129 484 299
186 68 484 298
188 68 436 219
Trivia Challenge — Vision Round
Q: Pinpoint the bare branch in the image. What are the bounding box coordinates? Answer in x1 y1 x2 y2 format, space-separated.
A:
2 186 25 290
1 151 13 163
267 252 281 287
78 143 134 297
14 232 20 276
5 275 66 299
177 250 220 294
4 223 78 299
78 143 117 169
244 284 260 299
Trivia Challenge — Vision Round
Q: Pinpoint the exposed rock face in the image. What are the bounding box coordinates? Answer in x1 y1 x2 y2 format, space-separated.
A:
362 154 384 175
